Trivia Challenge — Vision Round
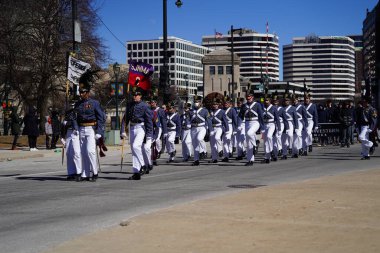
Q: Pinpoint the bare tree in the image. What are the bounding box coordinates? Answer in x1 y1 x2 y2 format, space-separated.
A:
0 0 108 129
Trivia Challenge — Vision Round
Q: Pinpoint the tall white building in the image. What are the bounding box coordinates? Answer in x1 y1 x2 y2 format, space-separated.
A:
201 29 280 84
283 35 356 102
127 37 209 99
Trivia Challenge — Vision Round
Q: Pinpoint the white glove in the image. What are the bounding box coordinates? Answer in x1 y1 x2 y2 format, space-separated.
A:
210 131 216 136
163 133 168 138
63 121 67 126
121 132 127 139
61 138 66 147
73 130 79 136
368 129 373 133
146 137 152 143
314 127 319 131
233 131 237 135
261 129 266 134
95 134 102 140
237 126 242 131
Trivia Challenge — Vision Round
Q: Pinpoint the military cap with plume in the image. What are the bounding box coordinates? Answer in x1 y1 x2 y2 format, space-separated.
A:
79 70 98 92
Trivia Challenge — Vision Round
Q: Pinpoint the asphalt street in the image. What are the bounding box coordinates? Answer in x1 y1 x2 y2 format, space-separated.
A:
0 143 378 253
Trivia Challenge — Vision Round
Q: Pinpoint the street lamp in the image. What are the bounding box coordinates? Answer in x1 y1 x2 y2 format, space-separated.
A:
161 0 183 104
113 62 121 130
230 25 243 103
184 74 189 102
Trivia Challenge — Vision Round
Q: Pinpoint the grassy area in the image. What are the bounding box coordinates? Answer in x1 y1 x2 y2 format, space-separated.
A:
0 135 52 149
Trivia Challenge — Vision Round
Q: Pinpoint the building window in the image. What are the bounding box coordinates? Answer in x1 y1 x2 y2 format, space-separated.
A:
210 66 215 75
218 66 224 75
138 43 142 50
149 43 153 49
154 43 158 49
133 44 137 50
226 66 232 74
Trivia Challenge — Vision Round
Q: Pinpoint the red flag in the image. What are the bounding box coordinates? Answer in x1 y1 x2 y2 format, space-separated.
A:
128 60 154 90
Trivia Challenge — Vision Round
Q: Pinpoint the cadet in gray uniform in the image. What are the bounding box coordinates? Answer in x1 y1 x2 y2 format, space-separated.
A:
303 95 318 155
75 70 106 181
292 96 308 158
262 96 280 163
121 90 153 180
222 98 238 162
281 95 298 160
165 103 181 163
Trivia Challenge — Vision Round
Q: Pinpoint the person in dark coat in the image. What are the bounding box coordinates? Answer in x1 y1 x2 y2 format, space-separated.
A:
317 104 328 146
22 106 40 151
10 106 22 150
50 109 61 149
338 101 355 148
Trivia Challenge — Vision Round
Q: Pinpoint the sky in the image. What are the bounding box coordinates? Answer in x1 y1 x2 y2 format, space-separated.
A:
93 0 378 78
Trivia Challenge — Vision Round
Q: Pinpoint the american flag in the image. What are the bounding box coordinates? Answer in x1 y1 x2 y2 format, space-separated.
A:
215 31 223 39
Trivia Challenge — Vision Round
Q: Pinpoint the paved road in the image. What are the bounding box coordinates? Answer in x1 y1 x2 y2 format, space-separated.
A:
0 144 377 253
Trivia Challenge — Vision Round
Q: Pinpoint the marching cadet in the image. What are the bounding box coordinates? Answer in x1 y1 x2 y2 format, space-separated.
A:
235 98 246 160
165 102 181 163
209 99 229 163
238 92 264 166
281 95 298 160
149 98 167 163
292 95 308 158
190 97 210 166
222 98 238 162
303 95 318 155
181 102 193 162
356 97 377 160
262 96 280 163
272 96 288 161
120 90 153 180
75 70 106 181
61 103 81 181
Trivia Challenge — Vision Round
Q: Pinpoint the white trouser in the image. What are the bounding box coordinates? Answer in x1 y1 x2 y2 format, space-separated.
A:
210 126 223 160
79 126 97 177
191 126 206 161
359 126 373 157
129 124 145 173
155 127 163 153
245 120 260 162
263 122 276 159
66 129 81 176
237 123 246 156
166 130 176 161
273 122 284 157
282 121 294 156
142 137 152 167
223 123 233 157
181 129 192 160
292 120 303 155
302 119 314 149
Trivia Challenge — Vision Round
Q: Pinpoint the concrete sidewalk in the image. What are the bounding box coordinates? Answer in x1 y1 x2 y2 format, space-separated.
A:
43 168 380 253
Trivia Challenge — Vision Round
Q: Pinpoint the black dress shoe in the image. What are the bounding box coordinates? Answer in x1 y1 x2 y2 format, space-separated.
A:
208 160 218 163
308 145 312 152
245 161 254 166
222 157 229 162
361 156 370 160
292 154 299 158
281 155 287 160
75 174 81 182
91 174 98 182
128 173 141 180
218 151 223 157
272 157 277 162
261 159 270 164
80 177 90 181
302 151 308 156
145 165 153 174
192 160 200 166
140 166 147 175
236 156 243 160
66 175 75 181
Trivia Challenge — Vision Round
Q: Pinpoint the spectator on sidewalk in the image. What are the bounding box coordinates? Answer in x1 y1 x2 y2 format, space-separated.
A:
338 101 354 148
10 106 22 150
50 109 61 149
22 106 39 151
44 115 52 149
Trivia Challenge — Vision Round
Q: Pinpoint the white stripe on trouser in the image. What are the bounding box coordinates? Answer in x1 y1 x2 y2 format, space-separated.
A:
237 123 246 156
245 121 260 162
130 124 145 173
166 131 176 161
181 129 192 160
191 126 206 161
359 125 373 157
155 127 163 153
66 129 81 175
211 126 223 160
79 126 97 177
273 122 284 157
293 120 303 155
223 124 233 157
142 138 152 166
263 122 276 159
302 119 314 149
282 121 294 156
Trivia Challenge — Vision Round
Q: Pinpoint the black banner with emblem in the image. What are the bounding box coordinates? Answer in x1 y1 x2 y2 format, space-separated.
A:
312 123 341 138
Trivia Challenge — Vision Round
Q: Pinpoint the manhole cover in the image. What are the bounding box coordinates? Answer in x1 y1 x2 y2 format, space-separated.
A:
228 184 266 189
